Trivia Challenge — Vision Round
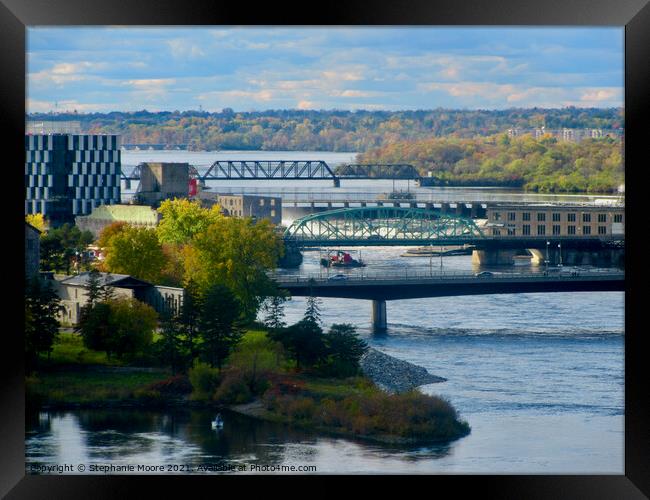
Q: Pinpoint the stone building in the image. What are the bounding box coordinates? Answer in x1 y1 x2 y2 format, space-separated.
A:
134 162 189 207
484 203 625 238
198 192 282 224
52 272 184 325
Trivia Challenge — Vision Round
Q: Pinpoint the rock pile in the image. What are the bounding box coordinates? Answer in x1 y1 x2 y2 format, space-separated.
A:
359 348 447 394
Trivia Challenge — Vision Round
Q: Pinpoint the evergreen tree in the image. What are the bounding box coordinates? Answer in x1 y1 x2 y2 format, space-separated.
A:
85 268 103 307
303 289 322 326
262 293 288 332
157 309 187 374
197 284 243 370
325 324 368 377
25 276 63 372
180 280 203 367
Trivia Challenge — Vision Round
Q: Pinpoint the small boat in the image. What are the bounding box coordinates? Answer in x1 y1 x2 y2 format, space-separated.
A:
211 414 224 430
401 245 474 257
320 250 366 268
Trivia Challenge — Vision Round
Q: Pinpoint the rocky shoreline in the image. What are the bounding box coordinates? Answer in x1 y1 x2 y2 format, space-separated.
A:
359 348 446 393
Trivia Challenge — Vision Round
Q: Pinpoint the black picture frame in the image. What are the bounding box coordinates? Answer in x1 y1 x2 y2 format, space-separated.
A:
1 0 648 497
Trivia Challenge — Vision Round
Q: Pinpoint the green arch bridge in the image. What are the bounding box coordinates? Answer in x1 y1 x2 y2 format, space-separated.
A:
283 206 485 247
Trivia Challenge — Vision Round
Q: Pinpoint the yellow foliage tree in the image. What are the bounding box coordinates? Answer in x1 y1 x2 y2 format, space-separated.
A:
25 213 46 233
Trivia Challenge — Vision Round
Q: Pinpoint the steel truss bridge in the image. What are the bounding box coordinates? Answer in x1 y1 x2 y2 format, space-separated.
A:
120 161 424 187
283 206 485 246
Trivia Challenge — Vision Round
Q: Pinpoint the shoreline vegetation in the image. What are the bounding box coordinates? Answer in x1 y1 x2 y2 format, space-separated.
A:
28 107 624 193
27 331 471 445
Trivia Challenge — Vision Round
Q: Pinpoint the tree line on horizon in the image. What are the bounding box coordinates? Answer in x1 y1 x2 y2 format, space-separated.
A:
27 107 623 153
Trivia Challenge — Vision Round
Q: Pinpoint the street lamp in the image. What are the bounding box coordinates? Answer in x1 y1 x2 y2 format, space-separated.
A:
440 246 444 269
545 241 550 271
558 243 562 267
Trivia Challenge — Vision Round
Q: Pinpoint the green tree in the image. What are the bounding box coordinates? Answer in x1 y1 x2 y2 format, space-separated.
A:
156 198 223 245
180 279 202 366
85 268 103 306
77 301 113 355
25 276 63 372
324 324 368 377
183 217 284 323
198 284 243 370
262 292 288 332
157 309 188 374
104 225 167 283
303 291 322 326
106 297 158 359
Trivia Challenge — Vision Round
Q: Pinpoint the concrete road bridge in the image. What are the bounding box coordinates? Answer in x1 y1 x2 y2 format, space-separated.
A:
273 270 625 331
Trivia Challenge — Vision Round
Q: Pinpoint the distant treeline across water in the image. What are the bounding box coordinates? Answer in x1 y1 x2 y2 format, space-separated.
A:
28 108 624 192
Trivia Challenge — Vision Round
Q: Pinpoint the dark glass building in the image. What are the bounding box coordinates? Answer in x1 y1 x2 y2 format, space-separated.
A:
25 134 121 225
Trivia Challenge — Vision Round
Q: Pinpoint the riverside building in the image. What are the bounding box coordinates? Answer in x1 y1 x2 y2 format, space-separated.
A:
25 134 121 226
485 203 625 238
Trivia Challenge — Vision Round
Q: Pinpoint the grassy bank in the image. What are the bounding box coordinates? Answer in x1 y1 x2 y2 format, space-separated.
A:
28 330 470 444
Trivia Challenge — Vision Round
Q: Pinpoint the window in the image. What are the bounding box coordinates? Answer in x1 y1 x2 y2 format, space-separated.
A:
271 199 275 206
493 212 501 221
552 225 561 235
567 225 576 235
522 212 530 221
567 213 576 222
598 213 607 223
583 213 591 223
507 228 516 235
598 226 607 235
260 199 265 206
552 213 561 222
522 225 531 235
614 214 623 223
537 225 546 235
492 228 501 236
583 226 591 235
537 213 546 222
508 212 516 221
271 210 276 217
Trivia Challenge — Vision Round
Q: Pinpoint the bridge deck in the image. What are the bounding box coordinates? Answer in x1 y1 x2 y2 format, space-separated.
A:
274 270 624 300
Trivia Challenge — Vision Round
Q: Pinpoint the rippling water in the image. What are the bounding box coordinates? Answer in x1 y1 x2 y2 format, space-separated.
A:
26 245 624 474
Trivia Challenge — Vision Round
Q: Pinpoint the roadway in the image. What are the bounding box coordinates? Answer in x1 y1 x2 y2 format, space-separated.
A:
273 269 625 301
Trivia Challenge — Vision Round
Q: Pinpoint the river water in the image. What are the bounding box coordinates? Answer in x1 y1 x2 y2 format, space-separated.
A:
25 151 625 474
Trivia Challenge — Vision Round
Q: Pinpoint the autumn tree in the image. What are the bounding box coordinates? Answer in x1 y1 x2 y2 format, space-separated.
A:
97 221 127 249
103 225 167 283
183 217 284 323
25 213 46 233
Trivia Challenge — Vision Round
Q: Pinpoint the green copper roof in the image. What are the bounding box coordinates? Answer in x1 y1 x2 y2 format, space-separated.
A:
81 204 160 225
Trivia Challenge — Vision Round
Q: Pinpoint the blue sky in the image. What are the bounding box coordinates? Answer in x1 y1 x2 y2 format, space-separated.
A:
27 27 624 113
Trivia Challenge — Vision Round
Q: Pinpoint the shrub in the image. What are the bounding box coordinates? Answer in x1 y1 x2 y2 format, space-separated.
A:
213 370 253 404
188 362 221 400
145 375 192 397
227 331 286 373
133 389 163 404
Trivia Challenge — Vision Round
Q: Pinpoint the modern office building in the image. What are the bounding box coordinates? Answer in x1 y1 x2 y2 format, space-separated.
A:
25 134 121 225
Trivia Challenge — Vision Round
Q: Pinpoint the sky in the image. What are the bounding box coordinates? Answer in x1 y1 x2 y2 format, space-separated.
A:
26 27 624 113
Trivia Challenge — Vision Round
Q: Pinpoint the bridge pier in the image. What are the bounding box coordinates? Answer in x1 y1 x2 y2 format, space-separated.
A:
372 299 387 332
333 177 341 187
472 249 518 266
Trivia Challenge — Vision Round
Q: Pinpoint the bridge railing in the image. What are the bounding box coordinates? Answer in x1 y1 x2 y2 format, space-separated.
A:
271 268 624 284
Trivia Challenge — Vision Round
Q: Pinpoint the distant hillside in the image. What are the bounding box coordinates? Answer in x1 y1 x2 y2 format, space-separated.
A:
27 107 623 153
